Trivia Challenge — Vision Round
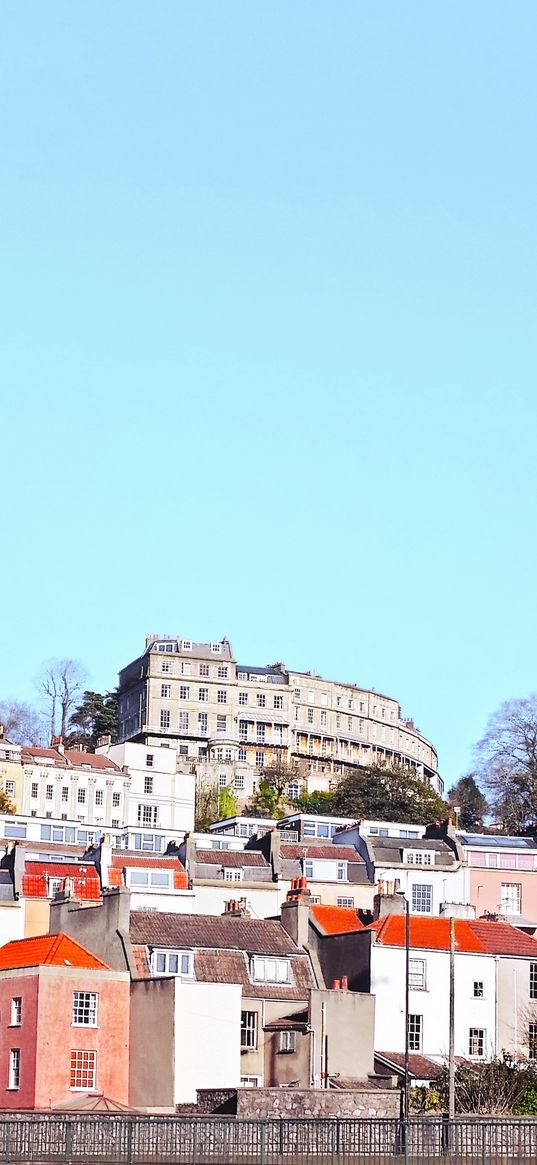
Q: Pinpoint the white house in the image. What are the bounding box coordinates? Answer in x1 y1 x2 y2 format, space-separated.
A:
369 914 537 1063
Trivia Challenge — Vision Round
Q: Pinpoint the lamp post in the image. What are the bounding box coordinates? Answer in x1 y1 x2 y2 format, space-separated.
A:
397 891 410 1123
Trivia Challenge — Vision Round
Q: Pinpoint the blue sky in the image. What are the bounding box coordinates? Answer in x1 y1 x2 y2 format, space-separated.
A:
1 2 536 791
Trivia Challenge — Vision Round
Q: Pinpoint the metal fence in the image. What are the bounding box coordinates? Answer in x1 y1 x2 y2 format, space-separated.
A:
0 1114 536 1164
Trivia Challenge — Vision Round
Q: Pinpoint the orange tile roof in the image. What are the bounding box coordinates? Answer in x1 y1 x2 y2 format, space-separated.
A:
310 904 365 935
369 914 537 956
21 862 101 901
0 933 110 971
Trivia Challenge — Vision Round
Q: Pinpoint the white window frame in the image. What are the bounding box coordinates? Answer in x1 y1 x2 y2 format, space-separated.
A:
10 998 22 1027
412 884 433 914
70 1049 96 1091
72 992 98 1027
151 949 194 977
279 1030 296 1053
8 1049 20 1090
250 956 291 984
241 1011 258 1050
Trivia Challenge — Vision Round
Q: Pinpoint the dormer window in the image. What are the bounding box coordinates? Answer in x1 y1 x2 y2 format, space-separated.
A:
182 640 192 651
405 850 434 865
250 956 291 984
151 949 193 977
211 642 222 654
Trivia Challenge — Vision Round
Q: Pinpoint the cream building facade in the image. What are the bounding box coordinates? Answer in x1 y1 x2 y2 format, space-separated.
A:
117 636 442 802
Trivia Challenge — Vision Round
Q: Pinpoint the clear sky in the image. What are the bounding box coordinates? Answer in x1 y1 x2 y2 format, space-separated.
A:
1 2 536 791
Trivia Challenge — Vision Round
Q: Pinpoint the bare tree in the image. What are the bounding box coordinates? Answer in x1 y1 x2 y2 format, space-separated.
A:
475 696 537 830
0 701 45 746
37 659 88 744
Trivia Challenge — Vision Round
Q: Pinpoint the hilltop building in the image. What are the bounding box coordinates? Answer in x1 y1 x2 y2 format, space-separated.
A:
116 636 442 806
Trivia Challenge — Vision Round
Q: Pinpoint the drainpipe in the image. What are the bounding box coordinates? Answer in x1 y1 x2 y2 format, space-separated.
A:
320 1001 327 1088
495 956 500 1056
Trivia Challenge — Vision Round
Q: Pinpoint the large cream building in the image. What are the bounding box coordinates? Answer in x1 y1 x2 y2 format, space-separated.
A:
117 637 443 801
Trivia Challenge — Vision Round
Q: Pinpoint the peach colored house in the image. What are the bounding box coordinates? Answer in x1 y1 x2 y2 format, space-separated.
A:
0 933 130 1109
457 833 537 928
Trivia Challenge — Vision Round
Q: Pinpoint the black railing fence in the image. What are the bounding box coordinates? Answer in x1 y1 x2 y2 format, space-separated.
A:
0 1114 536 1164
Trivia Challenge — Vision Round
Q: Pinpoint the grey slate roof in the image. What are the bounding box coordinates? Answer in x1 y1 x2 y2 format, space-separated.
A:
129 910 300 955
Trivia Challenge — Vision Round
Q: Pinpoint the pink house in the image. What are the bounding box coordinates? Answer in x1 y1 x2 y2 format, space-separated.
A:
458 833 537 928
0 933 130 1109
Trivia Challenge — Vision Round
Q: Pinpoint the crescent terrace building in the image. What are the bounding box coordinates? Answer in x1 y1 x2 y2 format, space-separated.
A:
116 637 442 807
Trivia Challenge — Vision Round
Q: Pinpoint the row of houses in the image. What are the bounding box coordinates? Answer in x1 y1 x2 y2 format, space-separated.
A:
0 812 536 945
0 870 535 1112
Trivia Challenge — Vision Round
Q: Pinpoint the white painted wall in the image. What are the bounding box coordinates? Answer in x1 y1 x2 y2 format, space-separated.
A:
371 944 497 1061
377 865 467 915
173 981 242 1102
101 742 196 834
190 883 283 918
0 902 25 946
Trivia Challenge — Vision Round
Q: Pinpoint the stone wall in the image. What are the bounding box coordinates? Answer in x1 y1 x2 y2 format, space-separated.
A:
236 1086 401 1119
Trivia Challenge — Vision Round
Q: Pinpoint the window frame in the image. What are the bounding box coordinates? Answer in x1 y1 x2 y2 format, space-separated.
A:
72 991 98 1028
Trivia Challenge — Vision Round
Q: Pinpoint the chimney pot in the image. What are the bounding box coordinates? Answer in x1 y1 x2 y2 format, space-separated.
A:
332 979 341 990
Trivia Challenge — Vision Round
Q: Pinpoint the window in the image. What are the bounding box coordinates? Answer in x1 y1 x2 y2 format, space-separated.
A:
469 1028 486 1057
257 693 266 708
239 720 248 741
160 709 170 729
8 1049 20 1090
129 870 170 889
234 774 245 789
239 692 248 706
408 1014 422 1051
241 1075 261 1087
294 688 301 699
274 695 283 709
161 660 170 673
179 712 189 732
138 804 158 826
473 981 484 998
146 754 154 768
77 788 86 805
10 998 21 1026
287 782 300 800
144 775 153 795
198 713 208 734
178 686 189 700
70 1050 96 1090
412 884 433 914
251 956 291 983
238 748 246 761
112 792 121 807
72 992 98 1027
151 949 193 976
217 690 227 704
257 724 266 742
219 774 227 788
5 781 14 797
320 711 327 727
46 784 53 800
199 687 208 702
255 752 265 769
210 642 222 654
304 859 314 879
500 883 522 914
31 782 38 799
307 708 314 724
348 717 352 731
409 959 426 990
217 714 227 732
161 684 171 698
337 862 347 881
217 666 228 679
224 867 243 881
241 1011 258 1050
531 964 537 1000
337 897 355 908
529 1022 537 1060
200 663 209 677
405 851 434 866
182 640 192 651
279 1030 296 1053
95 790 103 806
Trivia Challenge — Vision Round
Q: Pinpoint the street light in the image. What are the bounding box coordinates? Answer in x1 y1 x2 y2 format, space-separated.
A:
397 890 410 1123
